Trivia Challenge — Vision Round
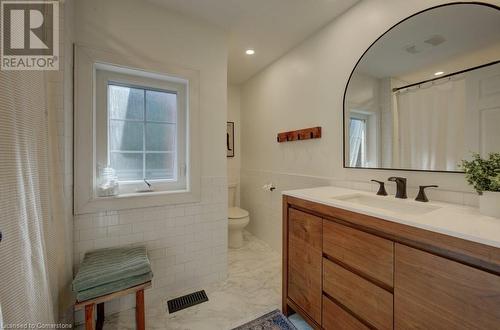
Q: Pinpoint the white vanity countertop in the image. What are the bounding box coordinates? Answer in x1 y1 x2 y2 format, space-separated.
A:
283 186 500 249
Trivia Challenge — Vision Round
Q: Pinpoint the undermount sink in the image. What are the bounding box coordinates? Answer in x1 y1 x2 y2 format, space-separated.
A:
331 193 442 215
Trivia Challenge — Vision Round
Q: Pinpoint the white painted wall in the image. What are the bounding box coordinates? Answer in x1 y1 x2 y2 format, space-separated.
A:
73 0 228 321
228 84 241 204
240 0 500 252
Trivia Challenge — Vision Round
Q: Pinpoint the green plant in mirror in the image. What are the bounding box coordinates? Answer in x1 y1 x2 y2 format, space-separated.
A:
459 153 500 194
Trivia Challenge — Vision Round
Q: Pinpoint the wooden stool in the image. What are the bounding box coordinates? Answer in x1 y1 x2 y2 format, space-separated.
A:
75 281 151 330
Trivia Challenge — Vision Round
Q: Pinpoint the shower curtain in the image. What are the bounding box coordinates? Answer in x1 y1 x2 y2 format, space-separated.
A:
396 79 466 171
0 71 56 324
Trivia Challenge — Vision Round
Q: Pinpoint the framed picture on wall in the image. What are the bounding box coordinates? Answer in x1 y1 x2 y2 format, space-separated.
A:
227 122 234 158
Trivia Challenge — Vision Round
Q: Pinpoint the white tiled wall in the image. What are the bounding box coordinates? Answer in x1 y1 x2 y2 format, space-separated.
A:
73 176 228 321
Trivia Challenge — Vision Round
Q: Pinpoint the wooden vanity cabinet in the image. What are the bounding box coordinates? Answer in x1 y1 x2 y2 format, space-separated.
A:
283 195 500 330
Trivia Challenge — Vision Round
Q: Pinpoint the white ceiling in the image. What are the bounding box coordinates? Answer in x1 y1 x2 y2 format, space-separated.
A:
146 0 360 84
357 4 500 80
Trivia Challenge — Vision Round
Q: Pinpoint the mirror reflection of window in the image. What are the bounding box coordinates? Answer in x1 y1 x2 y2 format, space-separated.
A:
349 117 367 167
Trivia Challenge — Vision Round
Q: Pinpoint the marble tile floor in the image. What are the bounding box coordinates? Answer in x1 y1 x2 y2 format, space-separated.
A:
87 231 288 330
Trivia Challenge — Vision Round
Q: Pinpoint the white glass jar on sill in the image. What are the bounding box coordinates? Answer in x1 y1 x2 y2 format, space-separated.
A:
97 167 119 197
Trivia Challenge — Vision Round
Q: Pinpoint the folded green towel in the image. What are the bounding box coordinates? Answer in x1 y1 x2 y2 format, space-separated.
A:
76 272 153 302
73 246 152 292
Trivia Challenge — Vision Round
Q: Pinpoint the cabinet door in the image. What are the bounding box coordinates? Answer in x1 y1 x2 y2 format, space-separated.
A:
395 243 500 329
287 208 322 323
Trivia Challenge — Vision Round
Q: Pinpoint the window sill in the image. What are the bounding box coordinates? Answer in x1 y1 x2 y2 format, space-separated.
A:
96 189 189 200
75 185 200 215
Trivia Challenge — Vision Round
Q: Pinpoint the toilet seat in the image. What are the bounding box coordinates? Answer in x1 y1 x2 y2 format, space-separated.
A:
228 207 249 219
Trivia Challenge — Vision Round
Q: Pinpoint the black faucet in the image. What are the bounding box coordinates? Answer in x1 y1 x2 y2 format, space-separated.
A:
388 177 407 199
415 185 438 202
371 180 388 196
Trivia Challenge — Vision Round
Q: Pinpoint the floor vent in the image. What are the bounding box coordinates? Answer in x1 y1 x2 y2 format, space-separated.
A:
167 290 209 313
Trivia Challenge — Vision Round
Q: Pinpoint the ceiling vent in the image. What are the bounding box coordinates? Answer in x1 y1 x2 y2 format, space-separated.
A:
404 45 420 54
424 35 446 46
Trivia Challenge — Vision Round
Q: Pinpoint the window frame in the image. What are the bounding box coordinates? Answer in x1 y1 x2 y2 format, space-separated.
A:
74 46 200 215
95 69 187 194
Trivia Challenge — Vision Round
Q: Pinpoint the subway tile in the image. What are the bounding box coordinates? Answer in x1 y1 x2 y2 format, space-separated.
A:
119 233 144 245
79 227 107 241
147 248 167 260
168 207 185 218
143 230 168 242
76 240 94 254
143 239 166 250
132 220 164 233
185 205 202 215
119 211 144 224
93 214 119 227
167 245 185 256
74 215 93 229
107 224 132 237
94 237 120 249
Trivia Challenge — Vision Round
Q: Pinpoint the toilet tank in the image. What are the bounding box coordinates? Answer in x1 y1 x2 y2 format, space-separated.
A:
228 183 237 207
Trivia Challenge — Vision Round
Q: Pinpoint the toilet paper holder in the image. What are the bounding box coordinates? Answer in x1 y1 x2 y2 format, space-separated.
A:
263 183 276 191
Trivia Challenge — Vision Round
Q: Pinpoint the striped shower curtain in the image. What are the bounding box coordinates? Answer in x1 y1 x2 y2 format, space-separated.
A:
0 71 56 324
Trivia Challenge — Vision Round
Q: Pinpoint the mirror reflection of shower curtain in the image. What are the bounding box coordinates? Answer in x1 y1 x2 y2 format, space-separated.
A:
396 79 466 171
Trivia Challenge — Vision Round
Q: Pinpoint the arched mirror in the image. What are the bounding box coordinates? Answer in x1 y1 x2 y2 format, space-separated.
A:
343 2 500 172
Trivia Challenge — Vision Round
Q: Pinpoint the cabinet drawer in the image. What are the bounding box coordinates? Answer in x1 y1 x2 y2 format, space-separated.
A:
323 258 393 330
323 220 394 288
287 208 322 324
323 295 369 330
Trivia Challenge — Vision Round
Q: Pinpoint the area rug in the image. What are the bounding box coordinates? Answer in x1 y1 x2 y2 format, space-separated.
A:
232 310 297 330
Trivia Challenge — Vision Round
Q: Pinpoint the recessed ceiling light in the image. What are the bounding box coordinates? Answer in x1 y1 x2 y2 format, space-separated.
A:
434 71 444 76
245 49 255 55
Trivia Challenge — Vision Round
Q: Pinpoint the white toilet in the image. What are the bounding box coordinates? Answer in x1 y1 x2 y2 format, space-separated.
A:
228 183 250 248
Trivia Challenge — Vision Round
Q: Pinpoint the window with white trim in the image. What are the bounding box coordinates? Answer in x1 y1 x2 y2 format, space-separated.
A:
96 65 187 194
